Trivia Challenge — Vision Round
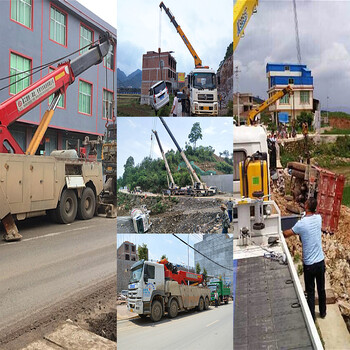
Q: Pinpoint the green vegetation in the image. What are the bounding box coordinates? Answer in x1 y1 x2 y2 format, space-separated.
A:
138 243 148 261
117 144 232 193
293 253 301 264
297 264 303 276
196 263 201 274
160 254 168 260
117 94 155 116
158 94 174 116
323 128 350 135
342 185 350 207
280 135 350 168
188 122 202 148
215 161 233 174
322 111 350 120
227 100 233 116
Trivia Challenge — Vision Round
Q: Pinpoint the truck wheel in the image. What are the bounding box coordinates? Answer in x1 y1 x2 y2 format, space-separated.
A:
225 298 229 304
204 297 210 310
55 189 78 224
150 300 162 322
168 299 178 318
77 187 96 220
197 297 204 312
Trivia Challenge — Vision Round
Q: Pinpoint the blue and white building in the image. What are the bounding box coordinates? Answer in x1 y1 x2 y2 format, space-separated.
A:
266 63 314 123
0 0 116 156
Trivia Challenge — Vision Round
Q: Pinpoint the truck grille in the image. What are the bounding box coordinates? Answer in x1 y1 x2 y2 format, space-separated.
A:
198 94 214 101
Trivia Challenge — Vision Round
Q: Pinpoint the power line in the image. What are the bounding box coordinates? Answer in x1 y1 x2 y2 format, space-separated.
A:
172 234 233 272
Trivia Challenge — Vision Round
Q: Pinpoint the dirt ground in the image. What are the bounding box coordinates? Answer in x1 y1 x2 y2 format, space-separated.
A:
118 193 232 233
0 277 116 349
273 191 350 331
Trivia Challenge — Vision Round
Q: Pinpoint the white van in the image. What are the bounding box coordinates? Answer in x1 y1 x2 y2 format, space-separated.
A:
149 80 169 111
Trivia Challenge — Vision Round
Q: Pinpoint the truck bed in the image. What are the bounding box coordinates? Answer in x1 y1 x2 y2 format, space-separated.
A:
233 256 313 349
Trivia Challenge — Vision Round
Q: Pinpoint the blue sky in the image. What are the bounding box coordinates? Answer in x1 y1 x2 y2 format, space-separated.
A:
117 117 233 178
117 0 233 76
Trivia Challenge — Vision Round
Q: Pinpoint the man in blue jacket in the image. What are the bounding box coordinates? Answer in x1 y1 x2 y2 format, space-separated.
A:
283 197 326 321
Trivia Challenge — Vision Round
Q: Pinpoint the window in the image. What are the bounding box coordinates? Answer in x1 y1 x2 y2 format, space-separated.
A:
11 0 32 28
10 52 31 94
280 93 290 104
103 89 114 119
288 78 294 84
233 151 246 181
145 265 155 279
125 254 130 261
125 244 129 251
48 68 65 108
103 44 114 70
79 80 92 115
50 5 67 46
80 24 93 54
300 91 310 104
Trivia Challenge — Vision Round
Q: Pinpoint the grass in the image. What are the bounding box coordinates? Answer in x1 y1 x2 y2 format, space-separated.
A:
117 94 155 116
342 185 350 207
323 128 350 135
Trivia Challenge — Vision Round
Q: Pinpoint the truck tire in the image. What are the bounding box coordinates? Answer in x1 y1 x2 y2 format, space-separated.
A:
168 299 178 318
204 297 210 310
150 300 162 322
55 189 78 224
77 187 96 220
197 297 204 312
225 297 229 304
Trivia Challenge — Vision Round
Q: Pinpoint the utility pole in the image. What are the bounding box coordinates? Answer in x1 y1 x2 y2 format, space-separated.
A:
326 96 329 125
234 66 241 125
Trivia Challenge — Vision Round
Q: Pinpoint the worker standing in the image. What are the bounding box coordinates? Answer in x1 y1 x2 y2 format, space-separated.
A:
214 290 219 307
220 204 230 234
283 198 326 321
226 198 233 222
171 91 179 117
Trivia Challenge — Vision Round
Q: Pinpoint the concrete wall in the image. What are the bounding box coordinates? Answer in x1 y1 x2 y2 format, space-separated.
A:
117 259 136 292
202 174 233 193
194 234 233 290
0 0 116 152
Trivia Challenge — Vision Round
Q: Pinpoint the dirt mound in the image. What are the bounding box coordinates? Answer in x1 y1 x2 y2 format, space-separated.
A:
86 312 116 342
273 191 350 325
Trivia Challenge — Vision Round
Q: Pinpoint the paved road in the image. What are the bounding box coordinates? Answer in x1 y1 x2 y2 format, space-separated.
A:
0 216 116 336
117 303 233 350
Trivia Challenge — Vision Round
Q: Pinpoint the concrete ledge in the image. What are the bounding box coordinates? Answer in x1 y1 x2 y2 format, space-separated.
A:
21 321 116 350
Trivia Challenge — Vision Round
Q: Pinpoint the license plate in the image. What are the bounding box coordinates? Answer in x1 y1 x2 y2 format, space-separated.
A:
159 94 164 100
130 308 133 312
203 106 209 110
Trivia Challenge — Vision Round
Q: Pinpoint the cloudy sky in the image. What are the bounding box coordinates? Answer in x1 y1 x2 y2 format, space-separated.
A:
117 117 233 178
234 0 350 110
117 0 233 76
77 0 116 28
117 234 202 267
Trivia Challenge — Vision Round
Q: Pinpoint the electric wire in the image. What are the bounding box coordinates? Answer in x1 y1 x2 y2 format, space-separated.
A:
172 234 234 271
0 38 101 93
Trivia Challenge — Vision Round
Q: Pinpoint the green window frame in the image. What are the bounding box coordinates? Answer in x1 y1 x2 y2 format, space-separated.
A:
300 91 310 104
103 89 114 119
280 93 290 104
10 52 31 95
80 24 93 54
79 80 92 115
103 44 114 70
11 0 32 28
48 68 65 108
50 5 67 46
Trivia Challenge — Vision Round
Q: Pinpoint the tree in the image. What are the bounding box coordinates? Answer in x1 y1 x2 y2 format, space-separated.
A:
203 268 208 281
160 254 168 260
124 156 135 170
196 262 201 274
138 243 148 261
188 122 202 149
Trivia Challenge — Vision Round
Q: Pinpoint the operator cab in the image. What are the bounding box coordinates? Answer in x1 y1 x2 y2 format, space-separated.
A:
149 80 169 112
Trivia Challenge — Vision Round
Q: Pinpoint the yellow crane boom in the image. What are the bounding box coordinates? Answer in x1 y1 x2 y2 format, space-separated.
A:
233 0 259 52
247 85 293 125
159 2 202 67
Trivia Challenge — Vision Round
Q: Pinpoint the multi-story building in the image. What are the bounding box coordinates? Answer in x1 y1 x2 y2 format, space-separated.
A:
117 241 138 262
0 0 116 156
141 50 177 104
266 63 314 123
